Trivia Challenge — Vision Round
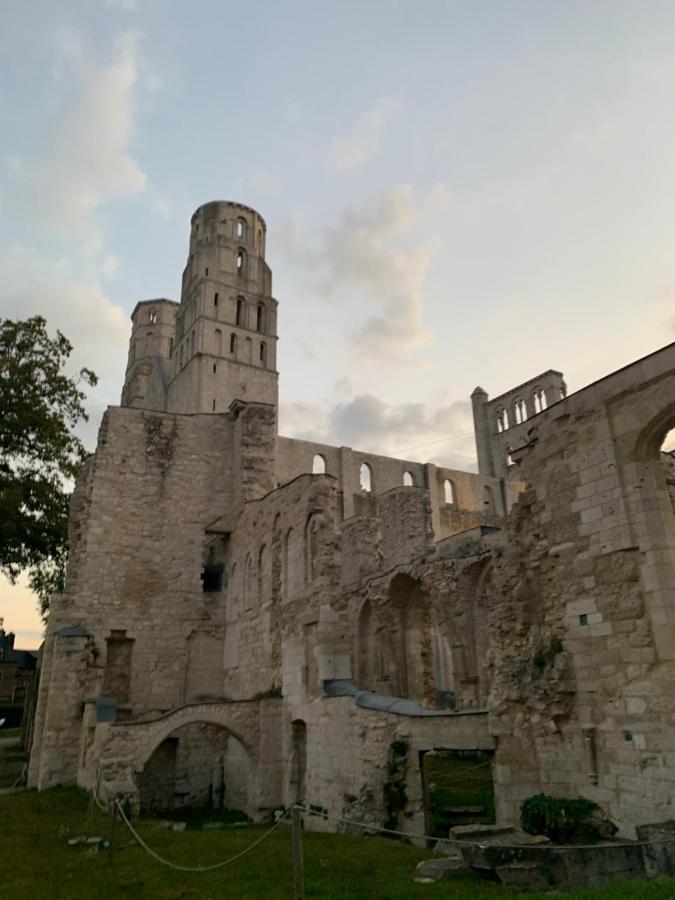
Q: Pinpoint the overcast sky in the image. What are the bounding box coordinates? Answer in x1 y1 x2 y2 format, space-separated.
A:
2 0 675 646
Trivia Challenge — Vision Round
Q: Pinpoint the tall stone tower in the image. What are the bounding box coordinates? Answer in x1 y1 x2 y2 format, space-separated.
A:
121 201 278 416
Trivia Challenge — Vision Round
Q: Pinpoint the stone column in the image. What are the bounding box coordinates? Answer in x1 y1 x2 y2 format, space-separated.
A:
471 387 495 477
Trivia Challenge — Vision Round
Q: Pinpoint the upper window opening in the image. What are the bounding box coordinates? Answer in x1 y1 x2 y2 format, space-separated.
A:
230 333 237 355
236 249 246 274
443 479 455 504
236 297 244 326
201 564 224 593
205 267 209 276
148 308 157 324
214 293 219 307
259 341 267 365
236 218 246 239
359 462 372 493
513 398 527 424
312 454 326 475
256 303 265 332
533 389 547 414
403 471 414 487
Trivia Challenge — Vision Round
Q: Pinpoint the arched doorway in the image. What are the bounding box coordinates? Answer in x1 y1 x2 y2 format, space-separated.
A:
389 574 431 704
137 721 251 815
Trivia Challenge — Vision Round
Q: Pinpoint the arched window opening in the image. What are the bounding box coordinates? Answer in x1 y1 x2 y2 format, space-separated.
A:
661 428 675 516
496 412 503 434
533 389 548 413
502 407 509 429
312 454 326 475
214 292 219 307
236 218 246 240
212 398 216 411
205 267 208 276
506 447 514 466
259 342 267 366
214 328 222 355
403 471 414 487
148 308 157 324
443 479 454 505
257 229 263 250
229 333 237 355
483 485 496 514
258 544 271 603
244 554 256 609
236 297 244 326
256 302 265 332
305 513 325 585
244 337 252 364
513 399 526 424
236 248 246 275
283 527 302 600
359 462 372 493
213 364 217 374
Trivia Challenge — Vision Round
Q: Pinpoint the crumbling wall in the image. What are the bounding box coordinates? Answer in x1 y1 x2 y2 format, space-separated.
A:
488 344 675 836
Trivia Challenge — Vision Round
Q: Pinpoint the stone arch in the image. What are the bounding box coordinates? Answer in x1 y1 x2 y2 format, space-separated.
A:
129 704 260 816
388 573 432 703
305 512 326 585
356 597 398 695
258 544 271 604
624 400 675 660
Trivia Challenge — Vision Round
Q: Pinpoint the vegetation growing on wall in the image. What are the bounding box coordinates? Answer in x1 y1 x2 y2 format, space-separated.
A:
521 793 601 843
383 739 409 831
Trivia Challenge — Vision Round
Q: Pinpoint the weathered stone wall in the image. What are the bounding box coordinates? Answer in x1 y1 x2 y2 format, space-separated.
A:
488 342 675 836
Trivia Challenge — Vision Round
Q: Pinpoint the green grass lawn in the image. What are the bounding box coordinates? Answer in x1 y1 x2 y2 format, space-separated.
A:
2 787 675 899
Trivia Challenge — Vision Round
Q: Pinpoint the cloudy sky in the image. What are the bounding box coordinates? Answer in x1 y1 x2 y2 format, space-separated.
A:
2 0 675 645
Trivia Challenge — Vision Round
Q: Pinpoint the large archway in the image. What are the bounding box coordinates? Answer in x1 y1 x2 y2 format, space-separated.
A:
627 404 675 660
136 720 252 815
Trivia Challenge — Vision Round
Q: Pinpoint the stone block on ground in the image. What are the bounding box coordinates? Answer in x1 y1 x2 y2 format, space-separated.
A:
414 856 469 882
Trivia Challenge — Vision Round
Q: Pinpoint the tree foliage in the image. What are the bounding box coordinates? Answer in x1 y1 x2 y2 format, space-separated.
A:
0 316 97 616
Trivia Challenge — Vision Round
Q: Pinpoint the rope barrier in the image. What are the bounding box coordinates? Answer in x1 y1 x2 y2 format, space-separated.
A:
298 803 442 843
114 799 290 872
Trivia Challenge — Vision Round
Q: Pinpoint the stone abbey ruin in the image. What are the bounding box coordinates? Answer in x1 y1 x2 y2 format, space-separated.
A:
28 201 675 840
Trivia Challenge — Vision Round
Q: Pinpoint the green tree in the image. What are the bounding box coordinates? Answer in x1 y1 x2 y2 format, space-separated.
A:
0 316 97 616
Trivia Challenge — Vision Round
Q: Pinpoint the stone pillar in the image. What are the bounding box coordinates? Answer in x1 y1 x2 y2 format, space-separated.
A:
471 387 495 477
340 446 356 519
425 463 442 541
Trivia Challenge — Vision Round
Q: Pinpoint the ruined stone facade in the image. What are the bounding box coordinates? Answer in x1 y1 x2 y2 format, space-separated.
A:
28 201 675 838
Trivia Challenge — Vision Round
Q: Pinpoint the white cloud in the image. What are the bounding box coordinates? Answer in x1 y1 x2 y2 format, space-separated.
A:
0 245 129 420
291 184 450 365
280 393 475 468
6 30 146 239
329 98 397 171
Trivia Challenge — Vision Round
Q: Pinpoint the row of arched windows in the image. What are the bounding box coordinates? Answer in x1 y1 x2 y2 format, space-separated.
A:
496 389 548 433
309 455 458 506
230 513 325 611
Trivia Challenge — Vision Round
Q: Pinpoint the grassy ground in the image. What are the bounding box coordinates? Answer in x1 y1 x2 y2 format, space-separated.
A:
2 787 675 899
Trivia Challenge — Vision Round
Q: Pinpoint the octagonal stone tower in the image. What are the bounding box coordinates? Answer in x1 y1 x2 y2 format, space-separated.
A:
122 201 279 416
